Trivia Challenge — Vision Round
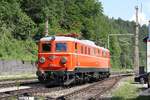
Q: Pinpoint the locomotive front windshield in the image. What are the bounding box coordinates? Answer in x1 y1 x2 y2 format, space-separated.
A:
56 43 67 52
42 43 51 52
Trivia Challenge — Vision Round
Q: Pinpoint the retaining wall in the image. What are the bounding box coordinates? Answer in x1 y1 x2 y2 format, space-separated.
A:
0 60 36 75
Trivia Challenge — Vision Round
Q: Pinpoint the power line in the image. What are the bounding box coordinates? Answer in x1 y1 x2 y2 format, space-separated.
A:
107 34 134 49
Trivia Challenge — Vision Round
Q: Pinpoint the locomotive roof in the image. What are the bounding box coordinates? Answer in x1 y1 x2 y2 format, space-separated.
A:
40 36 109 51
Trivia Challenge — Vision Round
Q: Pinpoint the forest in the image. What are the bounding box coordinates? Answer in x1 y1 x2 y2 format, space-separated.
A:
0 0 148 68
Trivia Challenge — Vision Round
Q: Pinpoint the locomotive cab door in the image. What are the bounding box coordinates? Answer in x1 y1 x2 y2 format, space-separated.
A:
75 42 79 67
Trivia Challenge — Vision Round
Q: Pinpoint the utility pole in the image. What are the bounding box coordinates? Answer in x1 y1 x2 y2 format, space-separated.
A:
134 6 139 75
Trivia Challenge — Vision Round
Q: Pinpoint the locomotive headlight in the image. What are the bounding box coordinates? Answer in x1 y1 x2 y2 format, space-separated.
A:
60 56 67 64
39 57 46 63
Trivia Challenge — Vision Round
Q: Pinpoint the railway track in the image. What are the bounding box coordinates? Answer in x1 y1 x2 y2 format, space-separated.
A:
0 86 63 100
0 73 133 100
0 80 64 100
56 74 132 100
0 78 39 88
0 76 37 82
0 78 40 99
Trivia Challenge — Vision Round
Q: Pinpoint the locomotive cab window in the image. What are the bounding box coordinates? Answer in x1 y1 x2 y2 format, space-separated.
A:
42 43 51 52
56 43 67 52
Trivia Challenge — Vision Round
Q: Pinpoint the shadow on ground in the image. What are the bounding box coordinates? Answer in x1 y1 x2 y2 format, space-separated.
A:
136 95 150 100
136 85 150 100
99 96 150 100
99 86 150 100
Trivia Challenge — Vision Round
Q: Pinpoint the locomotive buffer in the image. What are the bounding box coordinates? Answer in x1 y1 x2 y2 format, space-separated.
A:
135 21 150 88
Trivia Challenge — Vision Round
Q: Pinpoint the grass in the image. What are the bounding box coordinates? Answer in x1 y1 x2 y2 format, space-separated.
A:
111 77 150 100
0 73 36 81
111 67 133 73
112 77 139 100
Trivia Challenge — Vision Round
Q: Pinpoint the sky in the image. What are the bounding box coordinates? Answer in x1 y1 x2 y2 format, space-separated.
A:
99 0 150 25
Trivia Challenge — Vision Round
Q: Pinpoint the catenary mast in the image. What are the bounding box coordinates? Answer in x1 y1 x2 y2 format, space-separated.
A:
133 6 139 75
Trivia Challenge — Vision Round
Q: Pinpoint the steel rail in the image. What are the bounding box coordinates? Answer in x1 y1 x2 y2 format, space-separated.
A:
56 74 132 100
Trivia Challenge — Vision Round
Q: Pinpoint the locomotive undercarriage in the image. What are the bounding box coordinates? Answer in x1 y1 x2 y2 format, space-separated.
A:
36 69 110 86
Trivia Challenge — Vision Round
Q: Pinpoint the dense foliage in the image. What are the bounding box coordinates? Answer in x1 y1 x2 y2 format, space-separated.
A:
0 0 148 68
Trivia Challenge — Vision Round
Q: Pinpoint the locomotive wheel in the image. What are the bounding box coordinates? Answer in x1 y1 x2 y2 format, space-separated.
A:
38 76 48 83
140 77 145 84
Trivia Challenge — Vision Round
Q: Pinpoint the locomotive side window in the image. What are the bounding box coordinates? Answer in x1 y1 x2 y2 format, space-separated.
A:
91 48 94 55
42 43 51 52
108 52 110 57
98 49 100 56
102 50 106 57
85 47 87 54
81 46 84 54
106 52 109 58
75 43 78 52
56 43 67 52
88 48 90 55
100 49 102 56
94 48 96 55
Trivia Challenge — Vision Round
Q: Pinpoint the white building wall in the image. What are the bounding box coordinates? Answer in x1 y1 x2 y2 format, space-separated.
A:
147 42 150 72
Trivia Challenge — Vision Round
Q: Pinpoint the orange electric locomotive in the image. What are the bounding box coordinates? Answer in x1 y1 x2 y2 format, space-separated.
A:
36 34 111 85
